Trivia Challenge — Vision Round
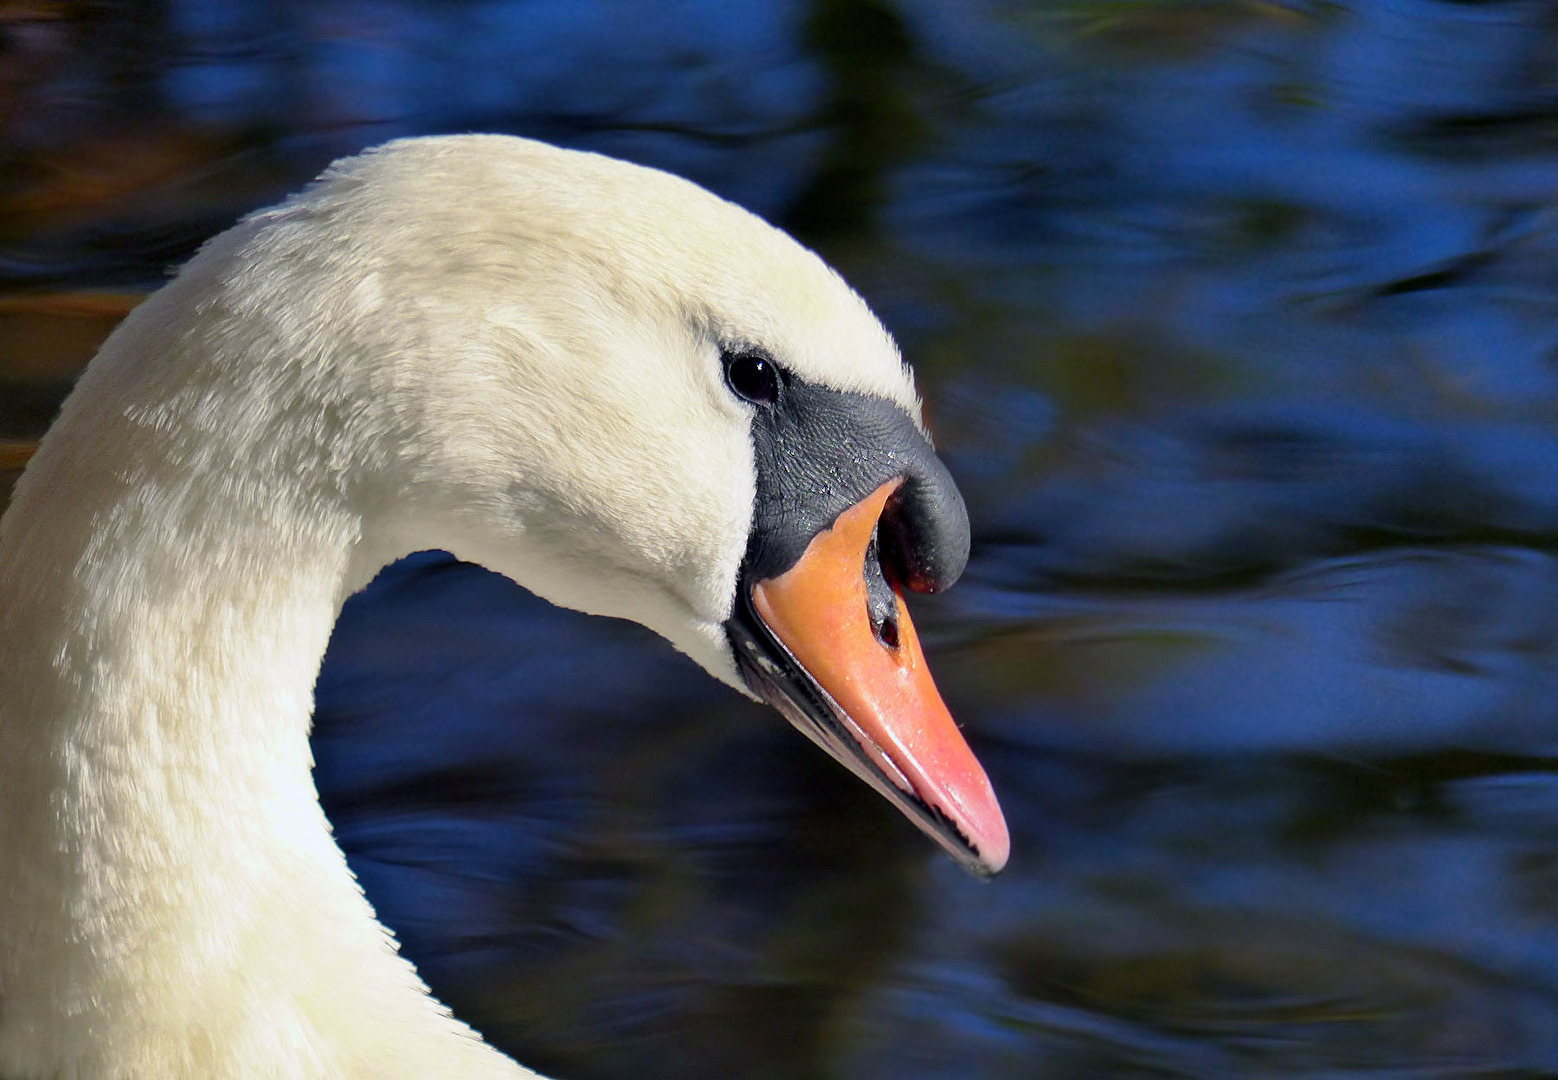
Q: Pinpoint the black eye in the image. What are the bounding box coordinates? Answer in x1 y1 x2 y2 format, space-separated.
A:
723 350 781 406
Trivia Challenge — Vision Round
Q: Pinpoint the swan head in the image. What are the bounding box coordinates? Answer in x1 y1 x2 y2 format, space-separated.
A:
208 135 1007 875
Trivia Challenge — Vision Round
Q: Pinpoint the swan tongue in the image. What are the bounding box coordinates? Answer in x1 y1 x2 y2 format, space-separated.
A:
749 479 1009 876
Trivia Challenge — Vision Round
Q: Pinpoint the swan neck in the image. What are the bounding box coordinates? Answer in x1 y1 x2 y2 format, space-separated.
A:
0 323 527 1077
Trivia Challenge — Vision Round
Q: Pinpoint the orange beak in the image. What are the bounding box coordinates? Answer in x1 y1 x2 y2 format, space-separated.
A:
742 479 1009 876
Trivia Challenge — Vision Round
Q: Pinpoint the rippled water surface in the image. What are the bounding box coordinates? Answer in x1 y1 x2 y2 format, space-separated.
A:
5 2 1558 1077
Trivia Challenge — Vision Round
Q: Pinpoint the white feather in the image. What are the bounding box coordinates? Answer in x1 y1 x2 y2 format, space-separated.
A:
0 135 918 1080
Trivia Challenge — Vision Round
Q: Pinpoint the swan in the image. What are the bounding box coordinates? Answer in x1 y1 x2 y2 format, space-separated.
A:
0 135 1008 1080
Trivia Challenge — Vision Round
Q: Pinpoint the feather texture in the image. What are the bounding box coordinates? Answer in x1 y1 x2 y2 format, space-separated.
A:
0 135 916 1080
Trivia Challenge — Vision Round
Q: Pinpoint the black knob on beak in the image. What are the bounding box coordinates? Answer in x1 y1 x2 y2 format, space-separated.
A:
878 447 969 594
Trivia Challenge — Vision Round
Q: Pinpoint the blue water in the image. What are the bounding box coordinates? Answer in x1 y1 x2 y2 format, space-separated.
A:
5 1 1558 1076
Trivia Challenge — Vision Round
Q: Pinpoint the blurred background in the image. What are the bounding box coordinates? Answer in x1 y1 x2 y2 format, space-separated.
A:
5 1 1558 1077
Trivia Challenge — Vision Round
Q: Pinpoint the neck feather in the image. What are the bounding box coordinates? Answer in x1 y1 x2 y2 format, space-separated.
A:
0 304 530 1079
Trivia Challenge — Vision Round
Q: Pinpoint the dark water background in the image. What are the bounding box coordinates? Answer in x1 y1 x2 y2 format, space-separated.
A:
5 1 1558 1077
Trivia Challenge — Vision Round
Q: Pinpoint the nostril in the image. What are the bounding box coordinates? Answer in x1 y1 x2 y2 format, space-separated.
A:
877 611 900 650
864 526 902 651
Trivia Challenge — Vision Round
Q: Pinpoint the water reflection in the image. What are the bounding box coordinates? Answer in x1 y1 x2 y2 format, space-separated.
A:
5 1 1558 1077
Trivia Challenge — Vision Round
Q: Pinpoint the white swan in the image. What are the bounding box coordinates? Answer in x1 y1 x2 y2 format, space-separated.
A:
0 135 1007 1080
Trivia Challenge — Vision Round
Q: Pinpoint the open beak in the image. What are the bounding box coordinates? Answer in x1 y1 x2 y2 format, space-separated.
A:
729 479 1009 877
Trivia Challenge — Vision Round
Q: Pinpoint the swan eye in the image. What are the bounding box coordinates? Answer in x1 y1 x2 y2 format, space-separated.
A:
723 350 781 406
